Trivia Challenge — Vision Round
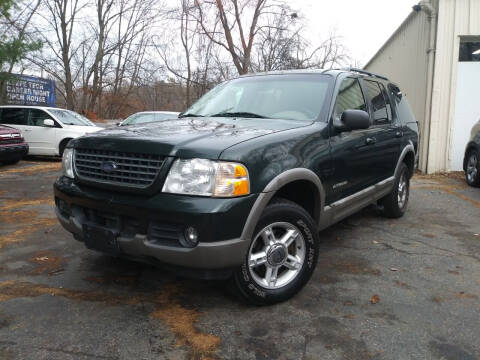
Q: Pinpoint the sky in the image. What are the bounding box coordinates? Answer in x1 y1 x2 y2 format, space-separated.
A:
294 0 419 66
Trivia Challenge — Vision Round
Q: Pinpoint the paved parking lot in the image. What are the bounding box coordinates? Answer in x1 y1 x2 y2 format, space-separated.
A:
1 160 479 360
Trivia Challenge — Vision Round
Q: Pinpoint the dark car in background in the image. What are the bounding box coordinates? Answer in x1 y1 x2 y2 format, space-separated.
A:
0 125 28 165
464 119 480 187
54 68 419 305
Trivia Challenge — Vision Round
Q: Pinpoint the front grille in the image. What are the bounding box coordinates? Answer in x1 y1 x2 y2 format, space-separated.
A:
74 148 165 188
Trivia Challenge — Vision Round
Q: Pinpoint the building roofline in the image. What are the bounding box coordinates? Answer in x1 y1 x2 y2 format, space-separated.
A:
363 9 419 69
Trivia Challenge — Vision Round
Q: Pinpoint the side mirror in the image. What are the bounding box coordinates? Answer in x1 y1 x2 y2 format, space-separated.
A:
335 110 370 132
43 119 55 127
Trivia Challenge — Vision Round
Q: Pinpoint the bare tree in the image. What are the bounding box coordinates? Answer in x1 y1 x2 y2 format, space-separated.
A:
16 0 350 117
104 0 158 118
252 4 299 72
195 0 271 75
84 0 116 113
32 0 87 109
155 0 196 107
154 0 221 107
252 6 349 72
298 31 350 69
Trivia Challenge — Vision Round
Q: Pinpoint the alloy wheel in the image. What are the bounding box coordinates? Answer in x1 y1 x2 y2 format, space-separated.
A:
467 153 478 183
248 222 306 290
397 173 408 209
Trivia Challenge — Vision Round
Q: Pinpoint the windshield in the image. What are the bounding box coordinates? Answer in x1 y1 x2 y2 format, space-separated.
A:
121 112 178 125
181 74 332 121
49 109 94 126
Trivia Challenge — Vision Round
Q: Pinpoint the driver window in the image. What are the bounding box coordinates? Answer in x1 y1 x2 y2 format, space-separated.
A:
28 109 55 127
334 78 367 121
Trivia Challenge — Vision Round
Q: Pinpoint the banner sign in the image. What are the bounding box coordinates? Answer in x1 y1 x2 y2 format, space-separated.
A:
5 74 56 107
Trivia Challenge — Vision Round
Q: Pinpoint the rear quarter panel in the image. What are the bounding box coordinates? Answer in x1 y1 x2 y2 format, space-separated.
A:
393 92 419 157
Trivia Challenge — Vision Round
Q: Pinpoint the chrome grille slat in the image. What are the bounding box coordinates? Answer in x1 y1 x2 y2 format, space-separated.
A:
74 148 164 188
75 168 155 181
76 152 163 163
75 162 157 176
75 157 159 171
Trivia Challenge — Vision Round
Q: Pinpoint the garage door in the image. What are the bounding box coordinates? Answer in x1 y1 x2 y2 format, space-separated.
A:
450 40 480 171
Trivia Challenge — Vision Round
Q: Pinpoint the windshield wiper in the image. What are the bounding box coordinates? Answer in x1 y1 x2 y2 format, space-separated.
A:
210 111 269 119
178 113 204 118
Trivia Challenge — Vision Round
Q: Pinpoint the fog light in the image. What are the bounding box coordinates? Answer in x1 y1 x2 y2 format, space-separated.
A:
183 226 199 247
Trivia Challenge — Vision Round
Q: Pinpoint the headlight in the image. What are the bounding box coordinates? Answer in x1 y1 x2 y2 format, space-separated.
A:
61 148 74 178
162 158 249 197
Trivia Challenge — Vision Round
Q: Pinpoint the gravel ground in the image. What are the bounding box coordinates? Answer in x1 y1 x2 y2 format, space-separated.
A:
0 159 479 360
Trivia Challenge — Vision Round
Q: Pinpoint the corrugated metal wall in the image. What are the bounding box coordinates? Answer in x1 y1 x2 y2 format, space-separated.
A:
364 10 431 170
428 0 480 172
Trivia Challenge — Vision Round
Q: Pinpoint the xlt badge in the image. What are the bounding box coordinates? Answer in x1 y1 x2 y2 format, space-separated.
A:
333 181 348 189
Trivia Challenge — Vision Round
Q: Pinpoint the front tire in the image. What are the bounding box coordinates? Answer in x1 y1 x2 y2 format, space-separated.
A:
380 162 410 218
230 198 319 305
465 149 480 187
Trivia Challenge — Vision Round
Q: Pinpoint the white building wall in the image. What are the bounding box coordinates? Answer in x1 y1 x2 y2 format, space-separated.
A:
450 62 480 170
428 0 480 173
364 10 431 170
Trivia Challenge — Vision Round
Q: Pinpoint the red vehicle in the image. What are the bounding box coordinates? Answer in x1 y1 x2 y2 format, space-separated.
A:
0 125 28 165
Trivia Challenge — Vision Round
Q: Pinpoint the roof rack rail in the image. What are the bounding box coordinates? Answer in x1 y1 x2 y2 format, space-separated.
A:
339 67 389 81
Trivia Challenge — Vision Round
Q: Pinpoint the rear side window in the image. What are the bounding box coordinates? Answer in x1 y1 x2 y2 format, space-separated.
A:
334 78 367 121
0 108 26 125
364 80 391 123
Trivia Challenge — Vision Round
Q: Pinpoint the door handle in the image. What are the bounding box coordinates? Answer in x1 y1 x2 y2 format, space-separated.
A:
395 131 403 138
365 137 376 145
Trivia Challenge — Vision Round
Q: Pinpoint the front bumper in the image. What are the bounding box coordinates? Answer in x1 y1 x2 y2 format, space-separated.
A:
54 176 257 270
0 143 28 160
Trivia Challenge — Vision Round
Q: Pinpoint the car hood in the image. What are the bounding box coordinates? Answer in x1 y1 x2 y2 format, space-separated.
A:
62 125 103 133
70 117 311 159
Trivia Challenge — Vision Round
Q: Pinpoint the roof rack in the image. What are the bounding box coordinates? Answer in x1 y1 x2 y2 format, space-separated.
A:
339 67 389 81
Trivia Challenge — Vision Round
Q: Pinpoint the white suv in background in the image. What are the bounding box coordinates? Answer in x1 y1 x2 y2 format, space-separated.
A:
0 106 101 156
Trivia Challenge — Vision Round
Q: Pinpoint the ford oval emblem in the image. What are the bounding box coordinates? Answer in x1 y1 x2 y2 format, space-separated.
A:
101 161 118 173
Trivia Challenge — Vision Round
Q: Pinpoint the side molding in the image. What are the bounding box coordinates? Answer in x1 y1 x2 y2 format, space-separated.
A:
240 168 325 242
241 144 415 243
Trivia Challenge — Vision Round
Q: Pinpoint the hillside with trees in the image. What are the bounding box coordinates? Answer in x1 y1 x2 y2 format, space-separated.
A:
0 0 351 120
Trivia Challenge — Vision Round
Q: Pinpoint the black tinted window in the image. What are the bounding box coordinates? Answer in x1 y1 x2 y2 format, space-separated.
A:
334 78 366 120
364 80 390 123
379 83 393 121
0 108 26 125
459 41 480 62
28 109 54 127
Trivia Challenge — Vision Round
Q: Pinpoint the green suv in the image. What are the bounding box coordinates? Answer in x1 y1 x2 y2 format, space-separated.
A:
54 68 419 305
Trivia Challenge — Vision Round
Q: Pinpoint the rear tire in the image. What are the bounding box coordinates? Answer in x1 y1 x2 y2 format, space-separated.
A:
230 198 319 305
380 163 410 218
465 149 480 187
